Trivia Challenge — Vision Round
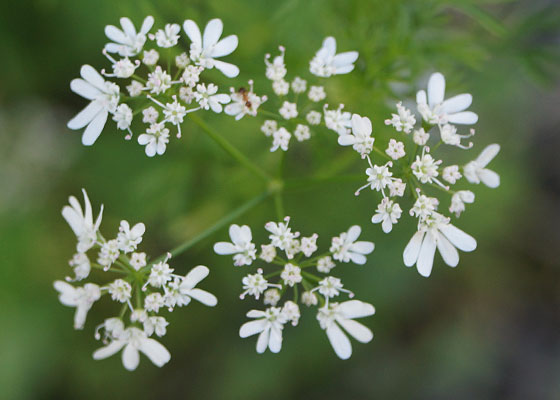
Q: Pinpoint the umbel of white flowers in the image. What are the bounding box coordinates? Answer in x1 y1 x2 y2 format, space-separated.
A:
54 189 217 371
214 217 376 359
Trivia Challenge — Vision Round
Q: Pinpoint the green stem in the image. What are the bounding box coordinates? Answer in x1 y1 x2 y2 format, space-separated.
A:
188 113 272 182
153 190 271 263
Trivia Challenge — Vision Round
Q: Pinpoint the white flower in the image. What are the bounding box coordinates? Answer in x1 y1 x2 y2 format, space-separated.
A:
279 101 298 120
439 124 473 149
416 72 478 125
148 259 173 288
127 80 144 97
144 316 169 337
138 122 170 157
179 86 196 104
259 244 277 263
271 127 291 152
389 178 406 197
54 281 101 329
317 300 375 360
338 114 374 158
463 144 500 188
281 263 302 287
281 301 300 326
284 239 301 260
317 276 346 298
265 46 287 81
144 292 164 312
265 217 299 251
62 189 103 253
175 53 190 69
112 104 133 131
272 79 289 96
142 49 159 65
146 66 172 95
151 23 181 48
264 288 281 306
241 269 270 300
160 97 187 126
371 198 402 233
413 128 430 146
261 120 278 137
179 265 218 306
330 225 374 265
357 161 393 194
142 106 159 124
324 104 352 135
183 18 239 77
317 256 336 273
67 65 120 145
104 16 154 57
117 220 145 253
310 37 358 77
449 190 475 217
308 85 326 102
181 65 203 87
225 83 266 120
384 102 416 133
103 56 138 79
107 279 132 303
403 213 477 277
239 307 287 354
214 224 257 266
194 83 231 113
385 139 405 160
442 165 462 184
411 153 441 184
302 291 318 306
306 110 322 125
68 252 91 281
93 326 170 371
300 233 318 257
291 77 307 93
410 195 439 219
97 239 119 268
130 309 148 323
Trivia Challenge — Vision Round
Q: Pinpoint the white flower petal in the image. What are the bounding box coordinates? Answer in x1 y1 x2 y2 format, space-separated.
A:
441 93 472 114
53 280 77 306
322 36 337 56
403 230 424 267
82 109 108 146
70 78 101 100
256 328 270 353
119 17 136 38
203 18 223 48
332 51 358 68
348 252 366 265
338 135 356 146
213 242 237 255
439 224 477 252
239 319 266 338
268 326 283 353
350 241 374 255
185 288 217 307
104 25 127 44
435 232 459 267
417 231 436 277
122 343 140 371
326 323 352 360
67 101 103 130
92 340 126 360
139 338 171 367
209 35 238 57
337 318 373 343
476 144 500 167
337 300 375 319
183 20 202 48
140 16 155 35
478 168 500 188
346 225 361 242
416 89 427 105
80 65 106 91
181 265 209 289
447 111 478 125
212 60 240 78
427 72 445 108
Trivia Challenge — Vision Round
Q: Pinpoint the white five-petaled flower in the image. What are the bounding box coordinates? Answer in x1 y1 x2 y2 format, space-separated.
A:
194 83 231 113
54 281 101 330
338 114 374 158
67 65 120 145
384 102 416 134
271 127 291 152
371 197 402 233
264 46 287 81
449 190 475 217
150 23 181 48
317 300 375 360
310 37 358 78
62 189 103 253
324 104 352 135
411 153 442 184
138 122 170 157
213 224 257 266
239 307 287 354
330 225 375 265
463 144 500 188
93 326 171 371
416 72 478 125
183 18 239 77
403 212 477 277
104 16 155 57
116 220 146 253
225 82 266 120
178 265 218 306
265 217 300 252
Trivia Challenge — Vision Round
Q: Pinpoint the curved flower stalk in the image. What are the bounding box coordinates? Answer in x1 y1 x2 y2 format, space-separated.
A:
67 16 239 155
54 189 217 371
214 217 375 359
328 71 501 277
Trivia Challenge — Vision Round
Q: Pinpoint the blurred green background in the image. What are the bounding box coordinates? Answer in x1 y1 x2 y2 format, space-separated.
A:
1 0 559 399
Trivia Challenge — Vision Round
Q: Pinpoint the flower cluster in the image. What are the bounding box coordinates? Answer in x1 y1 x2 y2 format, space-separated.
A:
339 72 500 277
54 189 217 370
68 16 244 156
214 217 375 359
259 37 358 152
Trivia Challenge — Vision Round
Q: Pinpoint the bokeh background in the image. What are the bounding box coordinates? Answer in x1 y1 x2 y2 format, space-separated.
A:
1 0 560 399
